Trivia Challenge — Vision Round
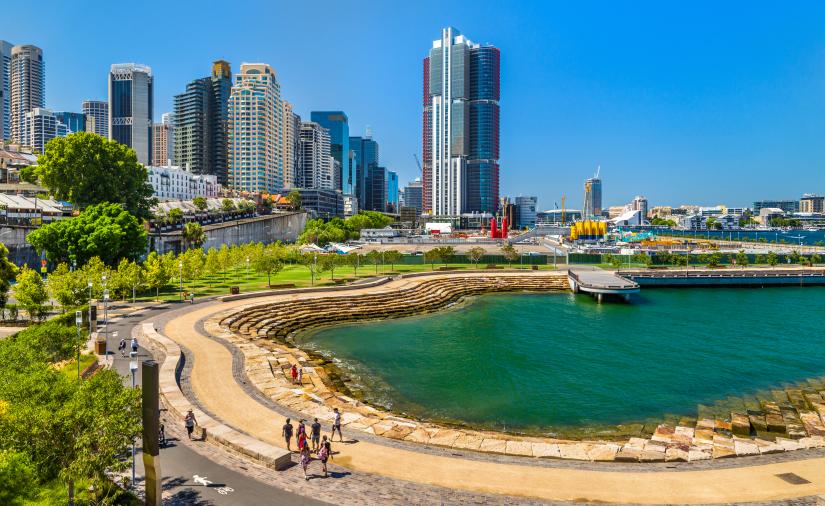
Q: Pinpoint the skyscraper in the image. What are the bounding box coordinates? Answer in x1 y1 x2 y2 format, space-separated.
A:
10 45 45 145
298 121 333 190
82 100 109 138
54 111 86 133
24 108 67 152
423 27 500 217
109 63 153 165
210 60 232 184
386 170 399 213
174 76 211 172
349 135 379 207
631 195 649 220
152 121 172 166
282 101 300 189
227 63 283 192
403 178 423 214
310 111 350 194
583 176 603 219
162 112 175 163
0 40 12 141
368 166 387 213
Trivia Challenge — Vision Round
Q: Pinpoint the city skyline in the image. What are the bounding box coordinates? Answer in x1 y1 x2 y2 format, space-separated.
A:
2 1 825 207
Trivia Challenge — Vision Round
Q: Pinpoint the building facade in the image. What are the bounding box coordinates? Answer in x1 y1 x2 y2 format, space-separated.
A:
310 111 350 194
108 63 153 165
174 76 211 173
298 121 333 190
515 195 537 228
24 108 67 152
281 101 299 189
631 195 648 220
800 194 824 214
152 121 172 166
147 164 220 201
349 135 378 206
402 178 423 214
582 177 602 218
210 60 232 185
227 63 283 192
423 27 500 217
54 111 86 134
368 165 387 212
386 170 399 213
10 45 45 146
82 100 109 138
752 200 798 214
0 41 12 141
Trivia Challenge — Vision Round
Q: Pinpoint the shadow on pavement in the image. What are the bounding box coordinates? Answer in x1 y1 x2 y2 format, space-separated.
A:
165 489 215 506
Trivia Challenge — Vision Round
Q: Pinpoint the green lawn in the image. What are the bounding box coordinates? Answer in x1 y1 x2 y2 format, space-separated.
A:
58 353 97 380
23 477 139 505
134 263 563 302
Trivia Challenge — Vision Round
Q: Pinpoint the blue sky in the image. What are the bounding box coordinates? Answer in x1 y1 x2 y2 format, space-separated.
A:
5 1 825 209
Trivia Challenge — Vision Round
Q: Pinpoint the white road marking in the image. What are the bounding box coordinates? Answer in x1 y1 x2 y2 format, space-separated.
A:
193 475 213 486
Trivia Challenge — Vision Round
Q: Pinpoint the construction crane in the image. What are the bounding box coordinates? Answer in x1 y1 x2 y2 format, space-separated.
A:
413 154 422 172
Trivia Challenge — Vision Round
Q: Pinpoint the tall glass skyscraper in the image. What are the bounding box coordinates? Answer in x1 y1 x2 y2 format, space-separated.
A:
0 40 12 141
310 111 350 195
386 170 399 213
210 60 232 184
349 135 379 210
109 63 153 165
54 111 86 133
583 176 603 219
10 45 45 146
82 100 109 138
423 28 500 217
227 63 283 192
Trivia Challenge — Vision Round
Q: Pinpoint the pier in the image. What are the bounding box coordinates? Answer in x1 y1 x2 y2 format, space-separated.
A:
621 268 825 287
567 268 640 302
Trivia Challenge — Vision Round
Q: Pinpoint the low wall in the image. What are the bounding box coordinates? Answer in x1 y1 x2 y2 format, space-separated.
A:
623 269 825 287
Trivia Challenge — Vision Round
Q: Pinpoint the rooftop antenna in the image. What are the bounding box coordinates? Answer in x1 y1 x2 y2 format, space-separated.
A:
365 125 373 139
595 165 601 179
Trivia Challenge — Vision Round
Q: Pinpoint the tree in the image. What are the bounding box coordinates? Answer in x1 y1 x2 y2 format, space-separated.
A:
204 247 221 286
168 207 183 226
193 196 208 212
221 198 236 213
286 190 302 210
143 251 172 300
706 252 722 268
735 250 749 268
466 246 486 267
252 244 285 287
501 244 519 268
27 202 148 266
46 263 88 309
346 252 363 276
812 254 822 265
319 254 341 280
301 253 326 285
117 258 143 303
33 132 155 219
755 254 766 265
0 245 18 317
0 449 36 504
217 244 233 282
15 267 49 321
767 251 779 266
424 249 440 271
384 250 403 271
180 248 205 291
366 250 383 273
789 250 803 264
182 222 207 250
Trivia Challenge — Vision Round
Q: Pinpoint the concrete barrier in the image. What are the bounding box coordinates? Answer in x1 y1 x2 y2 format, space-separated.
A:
136 323 292 470
219 276 392 302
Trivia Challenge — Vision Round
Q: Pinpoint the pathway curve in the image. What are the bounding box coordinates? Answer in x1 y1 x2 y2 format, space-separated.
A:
162 273 825 504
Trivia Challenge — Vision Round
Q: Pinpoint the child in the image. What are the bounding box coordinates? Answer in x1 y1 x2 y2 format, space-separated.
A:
318 435 332 477
300 444 312 481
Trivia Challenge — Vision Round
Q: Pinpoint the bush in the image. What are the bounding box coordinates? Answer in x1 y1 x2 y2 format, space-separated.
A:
0 449 36 505
12 319 79 363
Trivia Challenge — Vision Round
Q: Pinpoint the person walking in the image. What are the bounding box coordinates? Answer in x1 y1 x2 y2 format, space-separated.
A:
300 444 312 481
189 292 195 304
290 364 298 384
184 410 197 440
331 408 343 442
131 337 139 354
159 423 166 447
282 418 294 452
297 419 307 450
318 435 332 477
311 418 322 451
118 338 127 357
296 366 303 385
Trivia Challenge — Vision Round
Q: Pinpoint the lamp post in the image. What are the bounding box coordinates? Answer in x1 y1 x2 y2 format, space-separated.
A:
87 280 93 332
246 257 250 283
75 311 83 380
178 261 183 302
103 288 109 341
312 253 317 286
129 352 138 488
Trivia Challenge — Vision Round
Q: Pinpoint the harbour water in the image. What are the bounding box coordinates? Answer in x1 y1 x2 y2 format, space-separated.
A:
664 228 825 246
300 288 825 434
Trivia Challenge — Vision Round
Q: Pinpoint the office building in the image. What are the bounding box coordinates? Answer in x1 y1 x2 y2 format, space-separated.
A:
0 41 12 141
10 45 45 145
515 196 537 228
289 188 344 219
227 63 283 192
310 111 350 194
368 165 387 212
298 121 333 190
210 60 232 185
152 120 172 166
631 195 648 220
161 112 175 162
423 27 500 217
800 194 824 214
24 108 68 152
109 63 153 165
350 134 378 206
82 100 108 138
54 111 86 133
282 101 300 188
386 170 399 213
174 76 211 172
403 178 423 214
582 176 602 218
752 200 798 214
147 165 220 200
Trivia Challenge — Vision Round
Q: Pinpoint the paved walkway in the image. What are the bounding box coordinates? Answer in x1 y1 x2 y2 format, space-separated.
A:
161 275 825 504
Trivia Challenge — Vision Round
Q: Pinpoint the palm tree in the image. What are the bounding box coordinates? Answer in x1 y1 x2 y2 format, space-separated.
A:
182 222 207 251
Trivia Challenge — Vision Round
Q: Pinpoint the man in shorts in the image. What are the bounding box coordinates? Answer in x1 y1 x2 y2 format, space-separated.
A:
282 418 294 452
331 408 343 442
311 418 322 451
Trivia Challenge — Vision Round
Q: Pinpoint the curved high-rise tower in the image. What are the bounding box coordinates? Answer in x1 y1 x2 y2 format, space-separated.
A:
10 44 45 146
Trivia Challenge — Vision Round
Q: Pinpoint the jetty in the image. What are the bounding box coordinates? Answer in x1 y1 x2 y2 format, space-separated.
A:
621 268 825 287
567 268 640 302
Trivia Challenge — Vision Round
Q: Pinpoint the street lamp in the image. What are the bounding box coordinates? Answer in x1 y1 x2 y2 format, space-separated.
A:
178 261 183 302
102 289 109 341
129 352 139 488
87 280 93 334
312 253 317 286
75 311 83 380
246 257 250 283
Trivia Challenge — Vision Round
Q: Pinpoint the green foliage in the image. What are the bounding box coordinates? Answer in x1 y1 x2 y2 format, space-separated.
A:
14 267 49 321
0 449 36 504
251 244 285 286
706 252 722 268
366 250 382 273
319 254 342 279
221 198 236 212
735 250 749 267
180 248 205 290
770 217 802 228
755 254 766 265
346 252 363 276
168 208 183 224
424 246 455 268
34 132 155 219
298 211 394 246
649 217 677 227
115 259 143 302
27 202 147 266
182 222 207 250
812 254 822 265
143 251 173 299
286 190 302 209
466 247 486 266
192 196 207 211
384 250 403 270
12 319 79 363
0 244 18 313
767 251 778 266
501 244 519 267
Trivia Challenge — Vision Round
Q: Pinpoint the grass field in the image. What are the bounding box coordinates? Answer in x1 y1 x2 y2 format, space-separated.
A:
57 353 97 380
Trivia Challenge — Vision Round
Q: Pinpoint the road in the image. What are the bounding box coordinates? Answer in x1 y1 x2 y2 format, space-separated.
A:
101 301 323 506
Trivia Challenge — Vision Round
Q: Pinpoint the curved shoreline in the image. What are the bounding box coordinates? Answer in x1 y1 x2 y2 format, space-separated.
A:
215 271 825 463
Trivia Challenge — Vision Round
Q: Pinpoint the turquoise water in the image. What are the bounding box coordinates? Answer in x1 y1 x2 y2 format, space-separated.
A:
300 288 825 434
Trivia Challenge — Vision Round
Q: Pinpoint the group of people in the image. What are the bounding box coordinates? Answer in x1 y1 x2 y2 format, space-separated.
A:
117 337 139 357
282 408 344 480
290 363 303 384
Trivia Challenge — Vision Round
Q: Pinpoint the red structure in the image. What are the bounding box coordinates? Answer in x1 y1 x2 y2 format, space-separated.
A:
501 216 508 239
490 218 498 238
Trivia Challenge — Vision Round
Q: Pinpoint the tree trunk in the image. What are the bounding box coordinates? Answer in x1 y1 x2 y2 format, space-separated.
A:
68 479 74 506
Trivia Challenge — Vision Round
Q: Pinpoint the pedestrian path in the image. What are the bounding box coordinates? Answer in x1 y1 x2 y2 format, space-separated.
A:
160 274 825 504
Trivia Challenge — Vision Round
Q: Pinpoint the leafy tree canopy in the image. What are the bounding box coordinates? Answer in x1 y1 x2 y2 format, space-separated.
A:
298 211 395 246
34 132 156 219
27 202 147 267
